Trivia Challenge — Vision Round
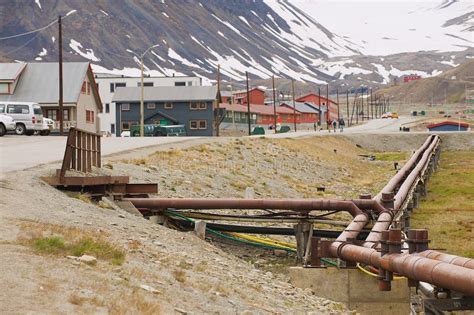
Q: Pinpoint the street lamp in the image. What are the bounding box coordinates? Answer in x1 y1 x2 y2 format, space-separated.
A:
140 44 160 137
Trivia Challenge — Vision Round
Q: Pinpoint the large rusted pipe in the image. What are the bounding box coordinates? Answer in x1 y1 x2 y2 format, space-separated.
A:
362 211 393 248
374 135 435 202
416 250 474 270
330 242 474 295
352 199 387 214
127 198 364 216
335 213 370 242
394 136 439 209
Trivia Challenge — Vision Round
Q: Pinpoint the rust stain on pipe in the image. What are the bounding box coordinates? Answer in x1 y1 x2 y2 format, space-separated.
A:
416 250 474 270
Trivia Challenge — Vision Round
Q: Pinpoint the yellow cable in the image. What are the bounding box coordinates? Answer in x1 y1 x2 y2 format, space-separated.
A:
357 263 405 280
227 233 296 250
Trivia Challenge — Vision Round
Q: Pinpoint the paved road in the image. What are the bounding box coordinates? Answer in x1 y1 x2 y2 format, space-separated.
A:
0 117 416 173
0 135 200 173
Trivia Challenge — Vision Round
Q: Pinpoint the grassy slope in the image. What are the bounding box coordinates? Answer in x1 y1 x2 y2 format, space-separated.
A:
411 151 474 257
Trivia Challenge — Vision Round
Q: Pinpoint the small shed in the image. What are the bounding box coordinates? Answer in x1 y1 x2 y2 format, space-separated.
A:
426 121 469 132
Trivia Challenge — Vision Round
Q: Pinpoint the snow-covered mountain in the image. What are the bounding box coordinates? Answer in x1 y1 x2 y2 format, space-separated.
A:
0 0 472 87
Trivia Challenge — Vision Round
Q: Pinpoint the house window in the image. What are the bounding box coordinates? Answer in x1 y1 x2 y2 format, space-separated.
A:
111 123 115 134
105 103 110 113
189 120 198 129
138 82 154 87
46 109 57 120
187 81 193 86
199 120 207 129
122 121 131 130
81 82 87 94
146 103 156 110
189 120 207 130
174 81 186 86
86 110 95 123
164 103 173 109
190 102 206 110
111 82 126 92
121 103 130 111
63 109 69 121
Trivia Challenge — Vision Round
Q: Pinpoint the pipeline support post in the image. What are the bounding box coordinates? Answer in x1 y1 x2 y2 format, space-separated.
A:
294 221 313 265
406 229 429 287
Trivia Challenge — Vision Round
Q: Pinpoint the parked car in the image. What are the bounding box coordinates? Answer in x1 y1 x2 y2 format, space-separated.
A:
0 113 16 136
0 102 44 135
382 112 399 119
38 117 54 136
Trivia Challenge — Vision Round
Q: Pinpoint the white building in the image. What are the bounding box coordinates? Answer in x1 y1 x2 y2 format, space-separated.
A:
95 74 202 135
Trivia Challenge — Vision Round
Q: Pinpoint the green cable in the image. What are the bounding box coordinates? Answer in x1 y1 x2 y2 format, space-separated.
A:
164 210 338 266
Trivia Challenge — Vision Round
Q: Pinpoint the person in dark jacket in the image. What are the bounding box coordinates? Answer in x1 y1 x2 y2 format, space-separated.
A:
339 118 345 132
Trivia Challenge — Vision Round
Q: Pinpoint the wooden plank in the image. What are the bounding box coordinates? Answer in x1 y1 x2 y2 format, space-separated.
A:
59 128 76 182
41 175 130 186
71 130 76 169
92 134 97 167
77 130 82 172
96 135 101 168
87 133 92 172
81 132 87 172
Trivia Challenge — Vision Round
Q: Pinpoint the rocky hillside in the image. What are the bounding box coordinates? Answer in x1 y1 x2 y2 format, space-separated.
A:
0 0 472 87
376 60 474 104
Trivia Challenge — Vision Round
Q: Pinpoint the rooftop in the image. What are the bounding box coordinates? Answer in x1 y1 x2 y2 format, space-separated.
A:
113 86 218 102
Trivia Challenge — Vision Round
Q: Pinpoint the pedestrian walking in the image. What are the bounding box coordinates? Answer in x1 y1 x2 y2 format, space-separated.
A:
332 119 337 132
339 118 345 132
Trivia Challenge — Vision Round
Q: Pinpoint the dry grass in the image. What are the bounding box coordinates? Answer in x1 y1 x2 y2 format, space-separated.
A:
17 221 125 265
172 269 187 283
411 151 474 257
108 291 161 315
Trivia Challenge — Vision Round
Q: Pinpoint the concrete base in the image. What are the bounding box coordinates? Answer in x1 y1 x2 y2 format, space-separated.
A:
289 267 410 315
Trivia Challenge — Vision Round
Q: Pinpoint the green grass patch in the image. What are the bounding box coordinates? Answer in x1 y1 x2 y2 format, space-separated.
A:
374 152 409 161
411 151 474 257
18 221 126 265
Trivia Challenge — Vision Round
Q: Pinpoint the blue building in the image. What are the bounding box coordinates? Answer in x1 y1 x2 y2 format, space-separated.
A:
427 121 469 132
112 86 218 136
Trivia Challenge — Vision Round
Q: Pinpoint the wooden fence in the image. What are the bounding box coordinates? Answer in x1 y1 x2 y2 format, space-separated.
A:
59 127 101 182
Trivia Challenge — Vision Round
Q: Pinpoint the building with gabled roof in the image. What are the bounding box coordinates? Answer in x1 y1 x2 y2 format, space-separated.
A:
0 62 102 133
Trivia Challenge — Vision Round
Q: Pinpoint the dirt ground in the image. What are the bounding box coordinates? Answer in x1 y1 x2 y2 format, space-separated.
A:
0 133 472 314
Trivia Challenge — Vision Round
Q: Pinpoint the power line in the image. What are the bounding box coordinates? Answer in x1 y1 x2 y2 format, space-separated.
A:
0 10 76 41
0 20 56 41
3 32 42 55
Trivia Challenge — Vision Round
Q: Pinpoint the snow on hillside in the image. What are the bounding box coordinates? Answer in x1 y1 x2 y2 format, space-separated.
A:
293 0 473 56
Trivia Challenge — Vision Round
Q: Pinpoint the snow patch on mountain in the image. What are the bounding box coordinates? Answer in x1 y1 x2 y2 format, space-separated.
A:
69 39 100 62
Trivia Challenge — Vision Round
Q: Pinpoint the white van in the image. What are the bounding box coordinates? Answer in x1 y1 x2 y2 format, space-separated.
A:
0 102 44 135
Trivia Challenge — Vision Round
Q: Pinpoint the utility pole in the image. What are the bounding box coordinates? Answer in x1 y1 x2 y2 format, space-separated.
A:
216 64 220 137
58 15 64 136
318 86 321 127
292 79 297 132
346 90 349 125
272 75 277 133
326 84 329 127
336 88 340 121
246 71 251 136
140 56 144 136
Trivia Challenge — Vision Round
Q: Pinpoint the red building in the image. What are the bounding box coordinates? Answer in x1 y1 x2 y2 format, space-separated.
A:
403 74 421 83
295 93 339 122
220 90 232 104
233 88 265 105
279 102 318 123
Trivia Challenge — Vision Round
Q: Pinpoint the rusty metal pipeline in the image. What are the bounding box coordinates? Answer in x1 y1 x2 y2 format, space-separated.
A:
126 198 365 217
415 250 474 270
329 242 474 295
374 135 435 202
394 136 440 209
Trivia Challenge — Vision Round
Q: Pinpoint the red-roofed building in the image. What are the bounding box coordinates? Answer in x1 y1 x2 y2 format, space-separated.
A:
403 74 421 83
233 88 265 105
426 121 469 132
296 93 339 122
